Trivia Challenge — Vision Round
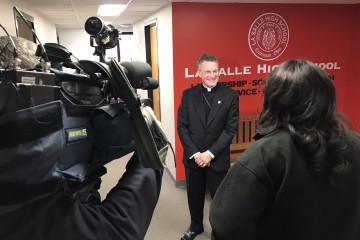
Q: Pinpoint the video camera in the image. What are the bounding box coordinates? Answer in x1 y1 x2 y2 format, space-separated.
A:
0 11 168 208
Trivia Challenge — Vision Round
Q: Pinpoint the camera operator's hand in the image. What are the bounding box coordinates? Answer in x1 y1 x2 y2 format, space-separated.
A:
97 151 163 239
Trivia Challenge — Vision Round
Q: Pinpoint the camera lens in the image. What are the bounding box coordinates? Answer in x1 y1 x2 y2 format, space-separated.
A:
84 17 104 36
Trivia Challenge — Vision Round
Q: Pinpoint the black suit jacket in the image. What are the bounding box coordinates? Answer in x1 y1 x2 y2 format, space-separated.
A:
177 84 239 172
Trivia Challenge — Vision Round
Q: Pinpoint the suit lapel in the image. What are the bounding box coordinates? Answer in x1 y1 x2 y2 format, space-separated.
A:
206 85 224 127
193 85 206 127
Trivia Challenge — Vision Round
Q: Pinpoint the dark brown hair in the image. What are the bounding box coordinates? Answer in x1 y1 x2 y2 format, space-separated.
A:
257 59 349 174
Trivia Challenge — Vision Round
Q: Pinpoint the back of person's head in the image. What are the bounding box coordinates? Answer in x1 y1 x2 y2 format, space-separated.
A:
258 59 349 174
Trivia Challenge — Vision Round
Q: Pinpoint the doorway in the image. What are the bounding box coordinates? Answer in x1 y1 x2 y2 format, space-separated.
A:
145 21 161 120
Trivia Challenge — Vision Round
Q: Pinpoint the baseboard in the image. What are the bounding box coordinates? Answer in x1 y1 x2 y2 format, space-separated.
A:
164 167 186 188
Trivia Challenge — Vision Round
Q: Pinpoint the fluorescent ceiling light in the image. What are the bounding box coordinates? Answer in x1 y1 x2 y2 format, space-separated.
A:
120 24 132 28
97 4 126 17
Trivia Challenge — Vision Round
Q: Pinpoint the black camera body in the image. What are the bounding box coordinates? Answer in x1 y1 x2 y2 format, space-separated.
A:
0 12 165 208
0 64 132 204
0 38 161 207
0 70 60 114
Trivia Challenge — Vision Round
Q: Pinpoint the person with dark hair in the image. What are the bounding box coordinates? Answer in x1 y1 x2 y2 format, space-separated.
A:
178 54 239 240
209 59 360 240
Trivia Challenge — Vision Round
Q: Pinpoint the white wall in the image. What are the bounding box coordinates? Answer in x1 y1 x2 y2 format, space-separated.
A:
57 28 99 61
133 4 176 179
1 0 57 43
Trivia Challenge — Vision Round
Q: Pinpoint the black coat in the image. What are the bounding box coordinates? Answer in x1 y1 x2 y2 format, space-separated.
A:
177 84 239 172
0 158 163 240
210 130 360 240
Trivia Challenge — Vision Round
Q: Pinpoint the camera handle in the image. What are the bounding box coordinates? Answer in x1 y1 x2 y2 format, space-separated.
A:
109 60 164 169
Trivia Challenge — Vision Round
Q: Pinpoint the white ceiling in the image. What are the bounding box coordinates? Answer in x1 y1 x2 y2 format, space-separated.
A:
22 0 360 32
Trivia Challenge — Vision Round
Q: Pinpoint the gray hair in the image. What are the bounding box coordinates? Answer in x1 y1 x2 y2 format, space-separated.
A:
197 54 218 70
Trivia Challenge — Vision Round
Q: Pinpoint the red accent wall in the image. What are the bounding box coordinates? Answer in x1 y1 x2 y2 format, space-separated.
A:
172 3 360 181
343 4 360 130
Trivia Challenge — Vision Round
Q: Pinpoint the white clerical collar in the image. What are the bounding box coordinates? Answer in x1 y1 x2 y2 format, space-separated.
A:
202 84 215 92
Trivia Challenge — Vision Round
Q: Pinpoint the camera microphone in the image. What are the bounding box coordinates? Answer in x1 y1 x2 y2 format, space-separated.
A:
13 6 50 72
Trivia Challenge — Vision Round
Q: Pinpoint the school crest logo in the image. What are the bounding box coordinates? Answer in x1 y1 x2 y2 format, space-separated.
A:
248 13 289 61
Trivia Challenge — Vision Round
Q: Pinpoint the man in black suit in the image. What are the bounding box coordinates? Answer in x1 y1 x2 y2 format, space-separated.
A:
178 54 239 240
